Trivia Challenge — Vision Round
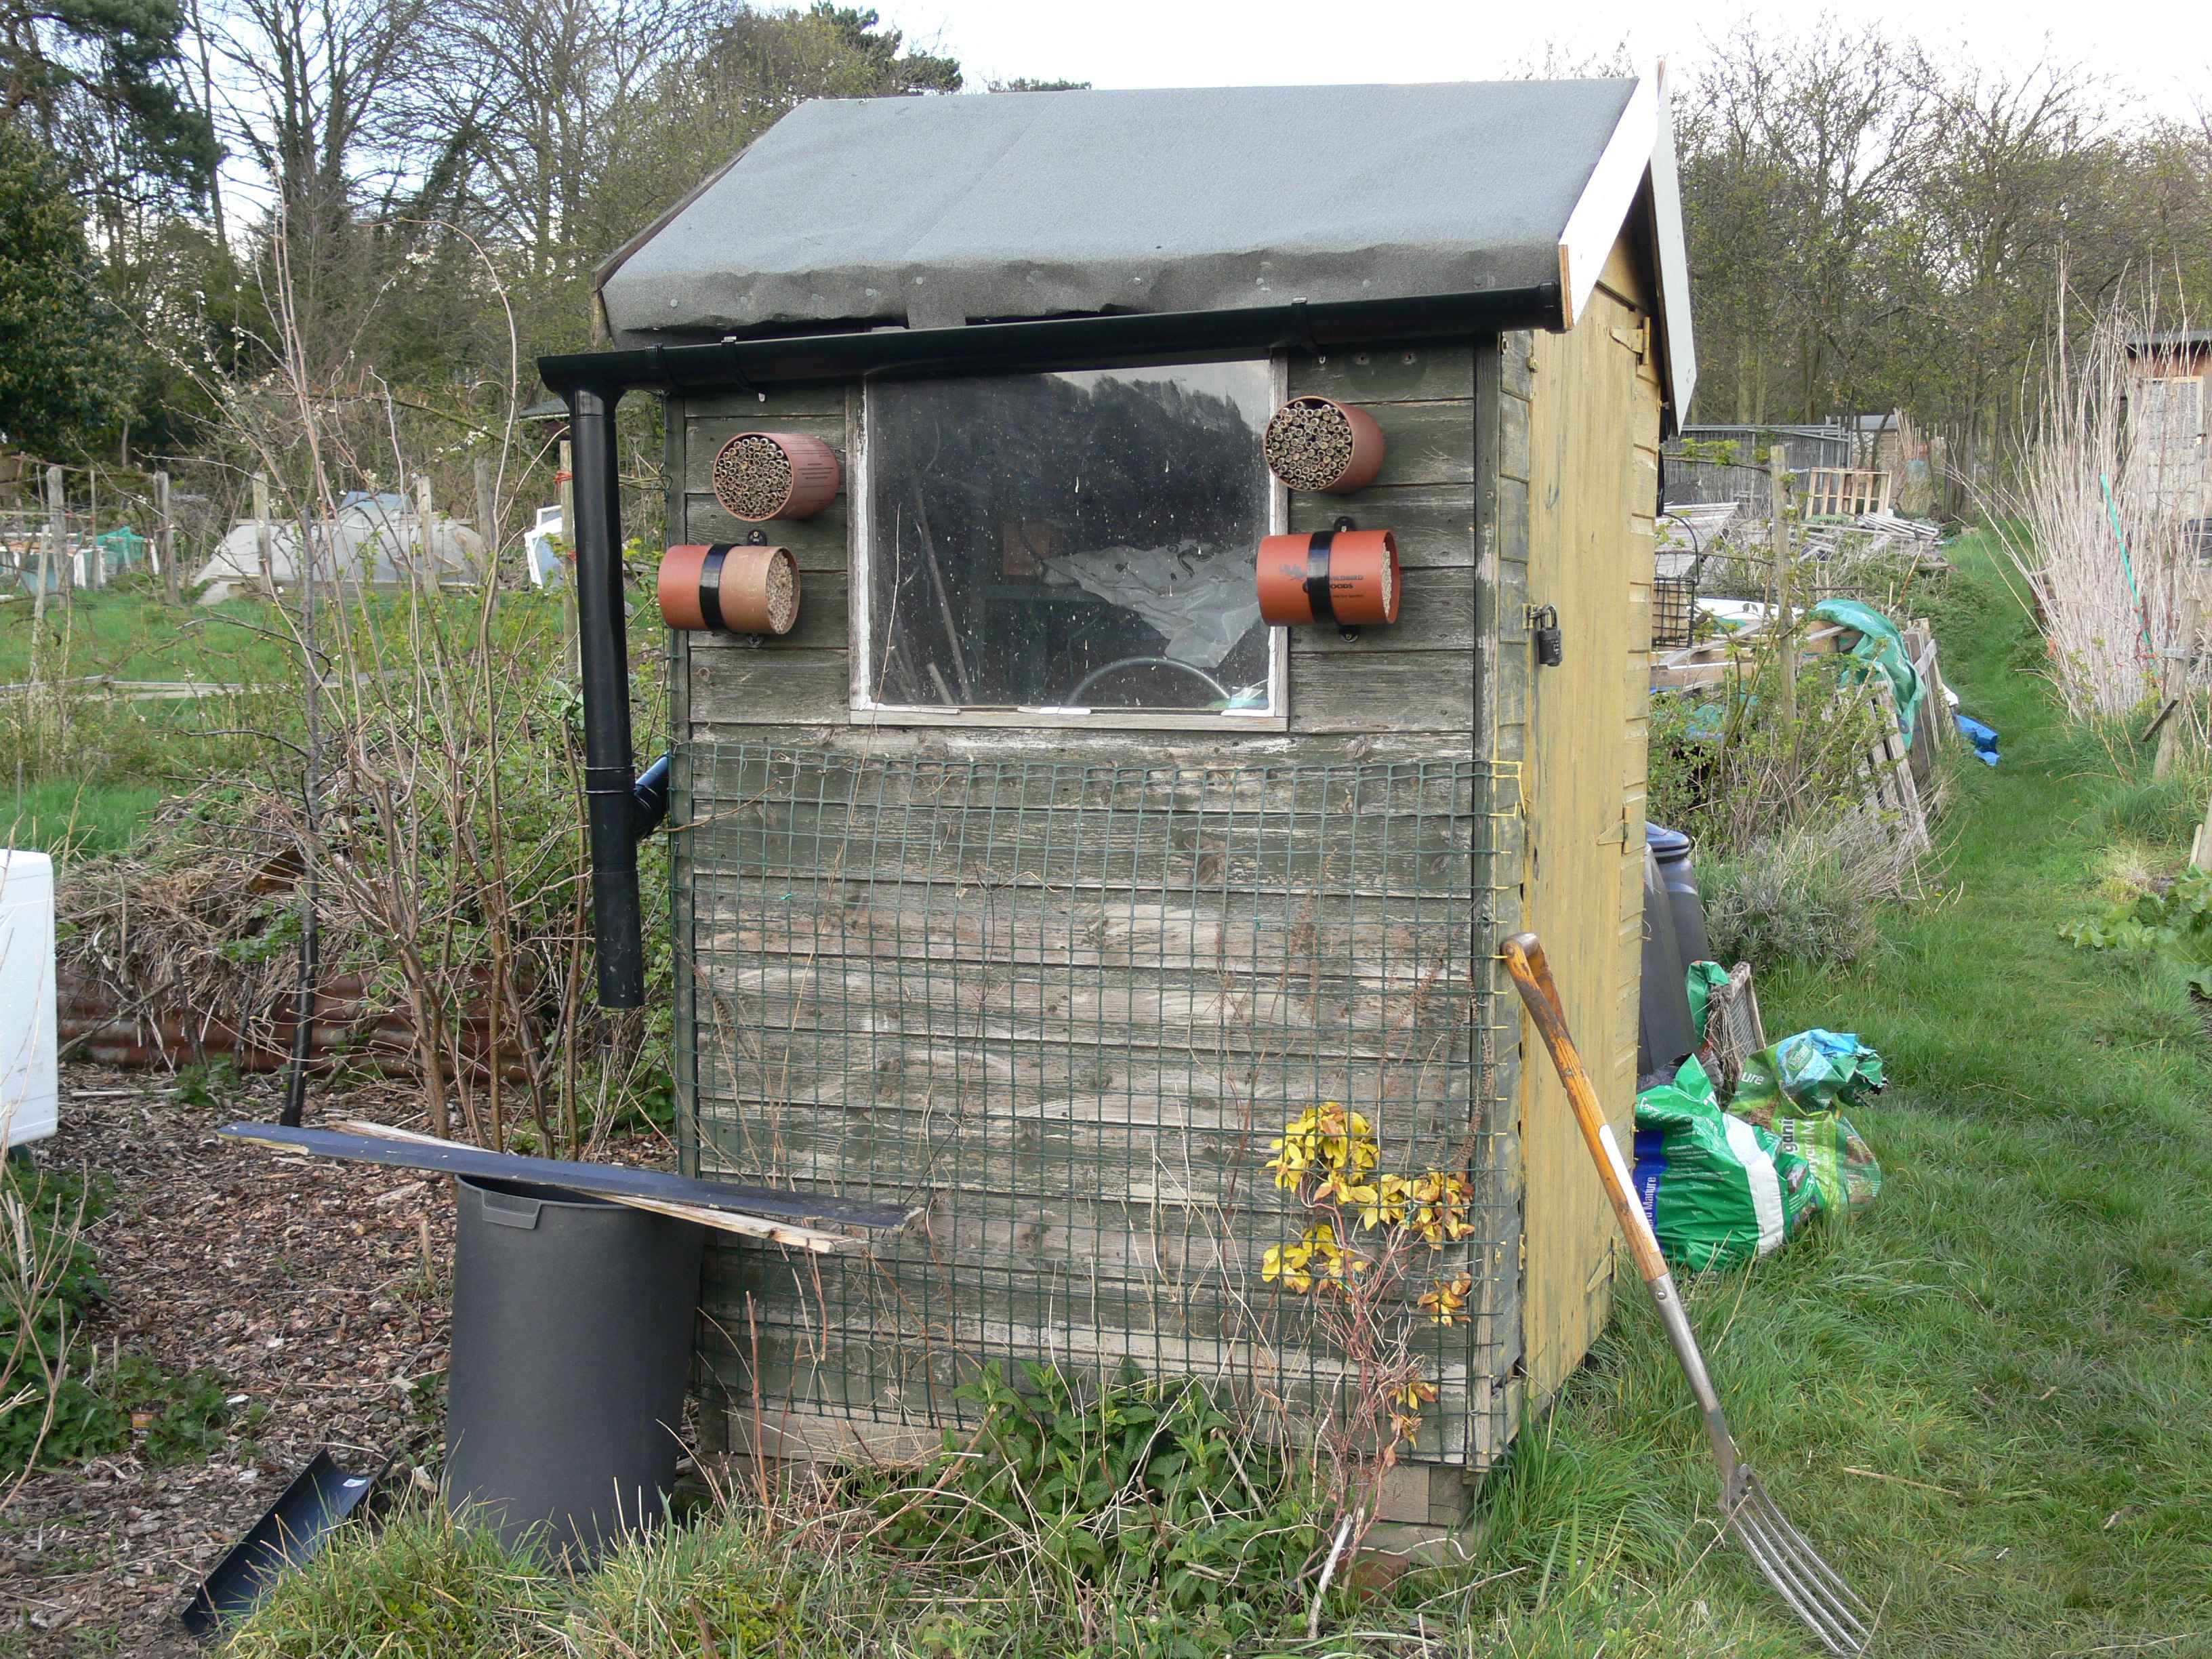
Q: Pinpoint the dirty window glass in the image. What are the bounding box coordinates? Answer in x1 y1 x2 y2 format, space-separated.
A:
863 361 1277 714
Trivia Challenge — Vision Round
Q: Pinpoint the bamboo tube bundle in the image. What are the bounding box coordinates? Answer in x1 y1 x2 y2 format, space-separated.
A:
710 432 840 521
1263 396 1385 493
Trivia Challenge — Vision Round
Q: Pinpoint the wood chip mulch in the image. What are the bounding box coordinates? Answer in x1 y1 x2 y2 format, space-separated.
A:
3 1065 462 1657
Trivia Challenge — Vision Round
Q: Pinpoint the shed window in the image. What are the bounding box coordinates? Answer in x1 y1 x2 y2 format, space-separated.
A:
858 361 1282 719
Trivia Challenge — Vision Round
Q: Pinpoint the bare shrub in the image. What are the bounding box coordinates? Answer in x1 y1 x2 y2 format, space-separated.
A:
117 216 673 1149
1700 817 1906 972
1980 274 2204 729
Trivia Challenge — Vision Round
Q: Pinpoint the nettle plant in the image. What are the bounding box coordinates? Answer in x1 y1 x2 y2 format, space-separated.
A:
1261 1103 1475 1488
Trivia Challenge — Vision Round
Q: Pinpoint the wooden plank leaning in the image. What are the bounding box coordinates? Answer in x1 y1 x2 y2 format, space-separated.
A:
220 1122 914 1255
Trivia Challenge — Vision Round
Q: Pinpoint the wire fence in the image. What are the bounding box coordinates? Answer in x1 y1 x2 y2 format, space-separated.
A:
674 744 1519 1466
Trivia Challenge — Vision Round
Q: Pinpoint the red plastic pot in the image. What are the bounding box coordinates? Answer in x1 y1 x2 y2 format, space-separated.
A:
1262 396 1387 494
710 432 840 522
657 543 802 635
1256 529 1400 628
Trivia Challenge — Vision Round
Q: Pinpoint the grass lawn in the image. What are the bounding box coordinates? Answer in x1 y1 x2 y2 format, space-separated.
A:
207 532 2208 1654
0 586 298 684
2 777 166 859
2 583 583 863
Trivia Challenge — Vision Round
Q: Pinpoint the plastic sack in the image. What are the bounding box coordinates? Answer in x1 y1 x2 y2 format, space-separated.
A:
1730 1030 1885 1216
1633 1055 1820 1271
1685 960 1731 1045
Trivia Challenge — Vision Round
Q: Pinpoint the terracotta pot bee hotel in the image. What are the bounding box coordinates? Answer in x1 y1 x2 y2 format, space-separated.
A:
545 75 1697 1530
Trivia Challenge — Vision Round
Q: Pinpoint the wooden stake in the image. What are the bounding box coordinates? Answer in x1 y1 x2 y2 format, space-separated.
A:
252 472 272 595
156 470 178 605
30 464 49 695
473 455 497 581
47 465 70 609
1769 444 1796 775
414 473 440 596
557 438 578 674
2154 591 2199 781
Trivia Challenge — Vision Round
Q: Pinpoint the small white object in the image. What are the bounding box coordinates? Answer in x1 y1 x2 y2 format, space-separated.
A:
523 505 567 591
0 850 58 1149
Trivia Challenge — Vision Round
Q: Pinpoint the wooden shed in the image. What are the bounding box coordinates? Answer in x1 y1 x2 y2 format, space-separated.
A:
544 75 1696 1525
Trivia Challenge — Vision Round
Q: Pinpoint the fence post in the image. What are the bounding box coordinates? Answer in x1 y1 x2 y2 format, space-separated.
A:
157 470 179 604
87 468 102 590
30 464 49 679
474 455 498 581
415 472 441 596
1769 443 1797 775
253 472 273 595
557 438 578 674
47 465 70 609
2156 590 2200 781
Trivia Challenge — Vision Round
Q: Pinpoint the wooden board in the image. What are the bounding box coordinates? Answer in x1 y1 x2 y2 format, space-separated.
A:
218 1124 912 1230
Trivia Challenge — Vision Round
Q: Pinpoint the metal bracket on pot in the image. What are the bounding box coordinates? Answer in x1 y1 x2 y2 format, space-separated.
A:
1332 517 1360 641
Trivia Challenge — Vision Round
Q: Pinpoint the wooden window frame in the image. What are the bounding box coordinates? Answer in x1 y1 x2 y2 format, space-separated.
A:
848 354 1290 732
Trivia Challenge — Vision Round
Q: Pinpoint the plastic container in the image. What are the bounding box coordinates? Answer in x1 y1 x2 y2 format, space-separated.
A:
1638 845 1695 1081
1256 529 1400 628
1645 823 1709 968
0 851 57 1149
445 1176 703 1559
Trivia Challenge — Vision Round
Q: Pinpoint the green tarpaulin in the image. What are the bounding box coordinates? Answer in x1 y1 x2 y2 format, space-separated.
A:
1811 598 1922 749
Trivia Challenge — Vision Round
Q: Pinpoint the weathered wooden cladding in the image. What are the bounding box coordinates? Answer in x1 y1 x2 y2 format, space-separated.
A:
664 339 1516 1469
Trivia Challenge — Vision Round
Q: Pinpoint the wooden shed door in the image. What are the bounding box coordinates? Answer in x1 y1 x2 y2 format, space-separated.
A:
1518 243 1660 1406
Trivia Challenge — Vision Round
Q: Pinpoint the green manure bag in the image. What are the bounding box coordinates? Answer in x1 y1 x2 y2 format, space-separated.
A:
1633 1056 1820 1271
1732 1030 1885 1218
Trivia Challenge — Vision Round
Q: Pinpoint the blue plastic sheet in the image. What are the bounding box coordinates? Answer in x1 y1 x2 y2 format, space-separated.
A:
1954 713 1999 766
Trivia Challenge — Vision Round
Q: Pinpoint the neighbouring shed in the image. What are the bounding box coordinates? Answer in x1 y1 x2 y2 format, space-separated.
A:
545 75 1696 1526
2125 331 2211 522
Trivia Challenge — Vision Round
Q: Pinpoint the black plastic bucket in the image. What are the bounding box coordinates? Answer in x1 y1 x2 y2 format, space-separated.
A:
445 1175 703 1559
1645 822 1710 969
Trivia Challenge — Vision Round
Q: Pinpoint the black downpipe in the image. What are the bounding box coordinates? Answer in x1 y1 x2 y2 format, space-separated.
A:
570 386 647 1008
632 753 672 838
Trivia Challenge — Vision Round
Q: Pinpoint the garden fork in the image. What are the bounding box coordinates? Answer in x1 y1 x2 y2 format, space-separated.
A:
1502 933 1875 1655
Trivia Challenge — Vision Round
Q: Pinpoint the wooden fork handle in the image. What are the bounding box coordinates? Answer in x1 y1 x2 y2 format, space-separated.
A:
1501 933 1671 1288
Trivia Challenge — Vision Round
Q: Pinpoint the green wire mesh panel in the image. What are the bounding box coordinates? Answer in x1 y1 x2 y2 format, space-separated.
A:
674 743 1517 1467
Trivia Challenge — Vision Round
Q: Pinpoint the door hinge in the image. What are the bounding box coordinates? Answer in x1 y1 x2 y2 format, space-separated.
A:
1611 321 1650 361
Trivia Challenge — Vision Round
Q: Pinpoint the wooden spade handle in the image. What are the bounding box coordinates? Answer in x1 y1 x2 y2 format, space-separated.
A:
1501 933 1670 1287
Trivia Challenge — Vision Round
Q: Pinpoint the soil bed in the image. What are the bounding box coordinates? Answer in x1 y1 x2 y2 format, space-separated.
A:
3 1067 470 1656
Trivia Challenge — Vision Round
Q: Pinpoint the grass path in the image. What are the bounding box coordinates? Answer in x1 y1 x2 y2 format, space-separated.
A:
1508 532 2212 1654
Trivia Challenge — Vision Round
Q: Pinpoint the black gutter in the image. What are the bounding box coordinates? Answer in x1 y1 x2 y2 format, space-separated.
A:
541 284 1562 396
546 283 1558 1008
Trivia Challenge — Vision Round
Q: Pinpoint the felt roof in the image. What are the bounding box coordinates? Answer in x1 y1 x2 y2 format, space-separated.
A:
598 77 1696 411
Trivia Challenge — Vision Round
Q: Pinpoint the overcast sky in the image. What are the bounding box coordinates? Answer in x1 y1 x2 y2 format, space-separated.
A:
877 0 2212 123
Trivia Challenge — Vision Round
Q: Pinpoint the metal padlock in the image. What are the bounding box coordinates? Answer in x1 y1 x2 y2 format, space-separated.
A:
1531 605 1564 667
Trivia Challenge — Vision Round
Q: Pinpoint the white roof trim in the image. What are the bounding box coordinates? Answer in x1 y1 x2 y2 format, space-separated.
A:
1555 69 1699 423
1556 75 1658 331
1649 62 1699 417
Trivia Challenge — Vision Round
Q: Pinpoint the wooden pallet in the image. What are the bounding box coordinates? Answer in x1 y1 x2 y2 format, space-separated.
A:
1847 675 1931 861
